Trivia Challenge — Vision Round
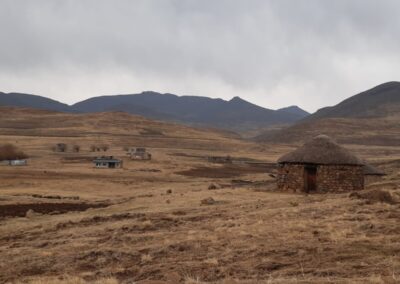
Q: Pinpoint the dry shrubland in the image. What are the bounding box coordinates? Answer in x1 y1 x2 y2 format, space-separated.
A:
0 143 28 161
0 108 399 283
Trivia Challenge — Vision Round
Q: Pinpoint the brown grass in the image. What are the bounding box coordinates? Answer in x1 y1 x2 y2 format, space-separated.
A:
0 107 399 283
18 276 118 284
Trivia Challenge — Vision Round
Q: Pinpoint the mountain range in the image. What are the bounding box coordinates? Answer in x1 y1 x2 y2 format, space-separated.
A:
0 91 309 132
255 81 400 145
1 81 399 144
0 92 70 112
304 81 400 120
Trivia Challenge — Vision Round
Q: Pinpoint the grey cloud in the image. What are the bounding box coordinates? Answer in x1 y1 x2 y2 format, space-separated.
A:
0 0 400 111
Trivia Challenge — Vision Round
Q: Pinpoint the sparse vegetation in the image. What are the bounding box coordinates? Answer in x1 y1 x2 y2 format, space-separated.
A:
89 145 108 152
72 145 80 153
55 143 67 152
100 145 109 152
0 144 28 161
0 107 399 283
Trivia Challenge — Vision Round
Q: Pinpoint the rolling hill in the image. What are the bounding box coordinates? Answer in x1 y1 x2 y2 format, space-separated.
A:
0 106 246 151
71 92 309 132
0 92 70 112
305 81 400 120
256 82 400 146
0 91 309 133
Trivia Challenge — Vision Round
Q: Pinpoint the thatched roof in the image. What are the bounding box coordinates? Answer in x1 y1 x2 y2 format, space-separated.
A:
277 135 363 165
363 163 386 176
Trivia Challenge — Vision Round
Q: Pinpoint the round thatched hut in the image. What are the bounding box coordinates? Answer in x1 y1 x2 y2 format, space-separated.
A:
277 135 364 193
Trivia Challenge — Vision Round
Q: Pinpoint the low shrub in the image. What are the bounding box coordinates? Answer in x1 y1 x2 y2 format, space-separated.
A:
0 144 28 161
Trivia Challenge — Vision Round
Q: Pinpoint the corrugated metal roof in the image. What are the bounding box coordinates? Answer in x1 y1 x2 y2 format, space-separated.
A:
93 158 122 163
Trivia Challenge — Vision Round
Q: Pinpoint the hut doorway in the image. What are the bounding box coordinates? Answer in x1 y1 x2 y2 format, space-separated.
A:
304 166 317 193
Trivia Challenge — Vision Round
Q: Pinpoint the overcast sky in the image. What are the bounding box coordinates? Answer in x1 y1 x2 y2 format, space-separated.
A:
0 0 399 112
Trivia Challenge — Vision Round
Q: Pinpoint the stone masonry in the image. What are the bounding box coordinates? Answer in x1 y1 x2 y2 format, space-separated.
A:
277 163 364 193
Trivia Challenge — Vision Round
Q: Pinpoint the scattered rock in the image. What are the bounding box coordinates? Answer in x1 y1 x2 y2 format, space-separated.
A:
349 192 360 199
349 189 397 204
26 209 39 218
166 199 171 204
269 173 276 178
164 272 182 283
35 241 49 248
166 189 172 194
208 183 218 190
201 197 216 205
44 195 61 199
359 223 375 230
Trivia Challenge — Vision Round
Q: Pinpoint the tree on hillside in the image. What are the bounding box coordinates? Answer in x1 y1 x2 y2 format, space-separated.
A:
0 144 28 161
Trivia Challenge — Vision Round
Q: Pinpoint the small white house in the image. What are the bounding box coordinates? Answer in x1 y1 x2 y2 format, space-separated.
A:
93 156 123 169
1 159 28 166
10 159 28 166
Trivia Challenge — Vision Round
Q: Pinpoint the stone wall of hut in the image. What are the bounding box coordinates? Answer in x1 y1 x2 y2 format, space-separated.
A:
317 165 364 192
277 164 304 192
277 163 364 193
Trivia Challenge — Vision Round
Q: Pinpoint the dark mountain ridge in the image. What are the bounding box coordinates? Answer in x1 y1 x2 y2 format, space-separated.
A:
72 92 304 120
277 105 310 117
0 91 309 132
305 81 400 121
255 81 400 145
0 92 70 112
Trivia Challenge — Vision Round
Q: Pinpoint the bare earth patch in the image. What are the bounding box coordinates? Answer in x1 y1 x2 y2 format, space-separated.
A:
0 202 110 218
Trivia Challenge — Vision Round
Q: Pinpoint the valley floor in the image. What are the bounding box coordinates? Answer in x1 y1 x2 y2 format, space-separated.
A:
0 134 400 284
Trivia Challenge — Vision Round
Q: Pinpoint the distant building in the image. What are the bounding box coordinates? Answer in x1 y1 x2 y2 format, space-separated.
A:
93 156 123 168
277 135 364 193
129 147 152 160
1 159 28 166
9 159 28 166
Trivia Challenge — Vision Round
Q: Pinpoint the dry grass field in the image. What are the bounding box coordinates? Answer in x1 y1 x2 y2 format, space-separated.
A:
0 107 400 283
